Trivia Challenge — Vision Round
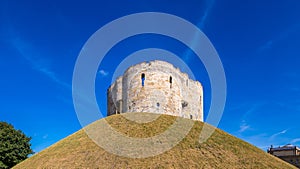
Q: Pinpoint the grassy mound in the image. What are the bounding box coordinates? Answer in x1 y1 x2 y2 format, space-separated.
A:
14 113 295 169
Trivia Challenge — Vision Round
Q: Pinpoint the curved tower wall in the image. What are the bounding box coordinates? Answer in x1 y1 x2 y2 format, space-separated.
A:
107 60 203 121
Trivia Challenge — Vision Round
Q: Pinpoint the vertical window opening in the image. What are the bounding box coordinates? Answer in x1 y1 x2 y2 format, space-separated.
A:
190 114 193 119
141 73 145 87
169 76 172 88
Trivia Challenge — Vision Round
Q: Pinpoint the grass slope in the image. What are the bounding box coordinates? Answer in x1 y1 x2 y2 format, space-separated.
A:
14 113 296 169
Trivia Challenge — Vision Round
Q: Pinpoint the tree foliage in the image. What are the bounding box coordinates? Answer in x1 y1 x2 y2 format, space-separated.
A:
0 122 33 169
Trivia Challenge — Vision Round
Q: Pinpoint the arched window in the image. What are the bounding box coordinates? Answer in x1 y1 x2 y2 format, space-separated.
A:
169 76 172 88
141 73 145 87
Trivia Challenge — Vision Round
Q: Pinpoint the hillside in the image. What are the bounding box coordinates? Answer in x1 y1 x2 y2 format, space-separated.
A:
13 113 296 169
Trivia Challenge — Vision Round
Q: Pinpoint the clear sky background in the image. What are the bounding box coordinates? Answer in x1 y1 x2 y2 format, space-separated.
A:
0 0 300 153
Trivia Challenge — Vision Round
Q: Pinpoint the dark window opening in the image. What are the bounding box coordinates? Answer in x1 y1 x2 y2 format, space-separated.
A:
190 115 193 119
182 101 188 108
141 73 145 87
157 102 160 107
169 76 172 88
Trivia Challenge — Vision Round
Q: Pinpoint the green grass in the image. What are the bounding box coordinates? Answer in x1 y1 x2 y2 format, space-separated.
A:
13 113 296 169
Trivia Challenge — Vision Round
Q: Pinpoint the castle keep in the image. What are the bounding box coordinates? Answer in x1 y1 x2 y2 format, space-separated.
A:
107 60 203 121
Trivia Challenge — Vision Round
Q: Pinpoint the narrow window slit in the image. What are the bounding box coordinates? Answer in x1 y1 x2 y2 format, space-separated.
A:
141 73 145 87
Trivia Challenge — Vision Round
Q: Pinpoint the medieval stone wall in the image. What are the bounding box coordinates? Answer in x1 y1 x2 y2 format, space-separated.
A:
107 60 203 121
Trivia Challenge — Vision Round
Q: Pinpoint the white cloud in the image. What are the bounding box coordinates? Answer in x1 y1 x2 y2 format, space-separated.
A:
260 40 273 50
258 23 300 53
98 69 109 77
182 0 215 63
198 0 215 29
38 67 70 89
238 133 271 151
238 120 250 133
10 37 70 90
291 138 300 144
270 129 288 139
42 134 48 139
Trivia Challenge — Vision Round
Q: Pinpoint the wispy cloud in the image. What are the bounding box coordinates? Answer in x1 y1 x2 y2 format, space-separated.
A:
98 69 109 77
260 40 273 51
182 0 215 63
230 103 261 133
238 133 270 151
290 87 300 92
243 105 258 118
258 23 300 52
291 138 300 144
10 37 71 89
238 120 250 133
281 72 300 93
240 102 263 121
270 129 288 140
42 134 48 139
198 0 215 29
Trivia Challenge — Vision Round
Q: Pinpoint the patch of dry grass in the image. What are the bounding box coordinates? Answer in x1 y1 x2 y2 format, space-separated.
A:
13 113 296 169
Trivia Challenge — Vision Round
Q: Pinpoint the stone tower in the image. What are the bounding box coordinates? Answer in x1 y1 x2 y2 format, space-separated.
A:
107 60 203 121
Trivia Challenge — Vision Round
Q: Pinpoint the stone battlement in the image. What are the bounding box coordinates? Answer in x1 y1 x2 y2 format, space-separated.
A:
107 60 203 121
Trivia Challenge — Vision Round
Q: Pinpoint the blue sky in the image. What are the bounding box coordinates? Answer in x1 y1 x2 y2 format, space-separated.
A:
0 0 300 153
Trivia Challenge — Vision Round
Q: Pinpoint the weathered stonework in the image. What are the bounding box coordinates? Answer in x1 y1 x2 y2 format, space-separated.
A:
107 60 203 121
